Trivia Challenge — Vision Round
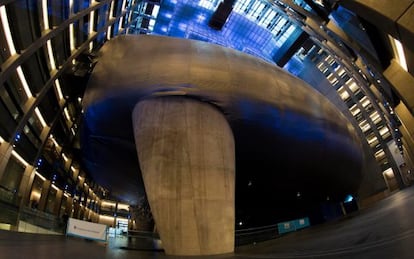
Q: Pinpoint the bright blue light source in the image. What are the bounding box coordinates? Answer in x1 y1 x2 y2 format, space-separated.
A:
344 194 354 203
196 14 206 23
37 158 43 166
178 22 187 31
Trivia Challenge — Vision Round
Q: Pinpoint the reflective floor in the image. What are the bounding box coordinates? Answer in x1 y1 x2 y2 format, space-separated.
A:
1 186 414 259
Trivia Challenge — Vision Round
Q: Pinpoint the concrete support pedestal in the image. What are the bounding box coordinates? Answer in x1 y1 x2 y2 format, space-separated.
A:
132 97 235 256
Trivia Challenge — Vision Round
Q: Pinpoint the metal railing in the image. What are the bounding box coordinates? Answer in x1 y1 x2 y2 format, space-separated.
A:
235 223 280 246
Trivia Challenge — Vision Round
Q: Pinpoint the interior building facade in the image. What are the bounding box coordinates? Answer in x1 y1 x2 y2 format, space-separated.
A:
0 0 414 249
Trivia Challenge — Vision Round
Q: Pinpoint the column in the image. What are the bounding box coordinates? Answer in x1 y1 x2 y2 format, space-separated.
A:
395 102 414 182
0 143 13 181
18 165 36 207
65 197 74 217
53 190 63 215
38 180 51 211
132 97 235 256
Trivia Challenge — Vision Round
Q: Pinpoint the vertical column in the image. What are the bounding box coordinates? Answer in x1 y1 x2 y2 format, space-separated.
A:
0 143 13 181
395 102 414 182
384 60 414 186
65 197 74 217
132 97 235 256
18 165 36 207
38 180 51 211
53 190 63 215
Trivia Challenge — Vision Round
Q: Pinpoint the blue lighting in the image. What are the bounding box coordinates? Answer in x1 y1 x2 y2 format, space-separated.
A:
196 14 206 23
36 158 43 166
152 0 278 62
178 22 187 31
344 195 354 203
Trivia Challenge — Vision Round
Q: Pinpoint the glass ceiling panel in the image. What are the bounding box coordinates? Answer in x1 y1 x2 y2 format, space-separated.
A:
152 0 299 62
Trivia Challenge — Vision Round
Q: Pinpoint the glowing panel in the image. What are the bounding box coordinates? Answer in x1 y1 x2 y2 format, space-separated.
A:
69 24 76 51
54 79 64 100
16 66 33 98
109 0 115 18
0 6 17 55
42 0 50 29
379 126 389 137
389 36 408 71
152 5 160 17
89 9 95 51
64 107 71 121
35 108 47 128
35 171 47 181
46 40 56 70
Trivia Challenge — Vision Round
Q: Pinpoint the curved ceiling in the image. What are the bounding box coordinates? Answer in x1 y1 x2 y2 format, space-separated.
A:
82 35 363 224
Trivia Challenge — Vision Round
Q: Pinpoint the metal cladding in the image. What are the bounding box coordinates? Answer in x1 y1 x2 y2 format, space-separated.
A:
82 34 363 206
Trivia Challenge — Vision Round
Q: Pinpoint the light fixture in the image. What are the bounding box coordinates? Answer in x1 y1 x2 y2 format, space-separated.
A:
0 6 17 55
69 23 76 52
52 184 59 191
35 108 47 128
389 36 408 71
41 0 50 29
46 40 56 70
35 171 47 181
11 150 29 166
16 66 33 98
344 195 353 203
54 79 64 101
89 1 95 51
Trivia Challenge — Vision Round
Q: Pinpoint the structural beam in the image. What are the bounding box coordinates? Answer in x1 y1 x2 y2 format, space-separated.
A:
384 59 414 115
272 27 309 67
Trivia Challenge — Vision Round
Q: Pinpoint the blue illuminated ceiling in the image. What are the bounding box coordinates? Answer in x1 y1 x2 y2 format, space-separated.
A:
151 0 296 62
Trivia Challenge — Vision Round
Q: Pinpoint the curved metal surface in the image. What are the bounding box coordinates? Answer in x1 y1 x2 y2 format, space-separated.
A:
82 35 363 222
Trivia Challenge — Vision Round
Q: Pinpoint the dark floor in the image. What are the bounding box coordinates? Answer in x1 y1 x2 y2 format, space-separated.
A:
1 186 414 259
